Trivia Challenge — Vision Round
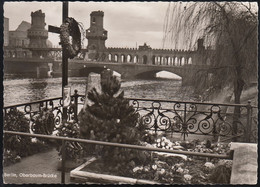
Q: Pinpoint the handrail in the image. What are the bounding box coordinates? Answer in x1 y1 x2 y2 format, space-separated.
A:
126 97 255 108
4 130 233 183
4 96 62 108
3 95 257 109
4 130 232 159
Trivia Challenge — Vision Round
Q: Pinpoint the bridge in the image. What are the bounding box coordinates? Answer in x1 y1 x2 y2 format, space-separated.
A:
4 55 211 85
3 9 214 85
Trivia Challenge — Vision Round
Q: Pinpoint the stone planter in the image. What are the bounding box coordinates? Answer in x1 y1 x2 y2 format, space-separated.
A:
57 158 85 172
70 157 161 184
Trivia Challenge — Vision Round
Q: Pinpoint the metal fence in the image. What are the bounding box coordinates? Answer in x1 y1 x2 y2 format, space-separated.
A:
3 130 233 183
3 90 258 143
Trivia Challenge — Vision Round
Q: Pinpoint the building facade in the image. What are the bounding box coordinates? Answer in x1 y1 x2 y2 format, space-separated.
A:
4 17 9 46
4 9 52 59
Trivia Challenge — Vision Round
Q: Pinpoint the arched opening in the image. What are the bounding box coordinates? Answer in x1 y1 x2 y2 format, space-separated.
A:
143 55 147 64
108 54 112 61
188 57 192 64
114 54 118 62
161 57 164 65
152 55 156 65
158 57 161 65
133 56 138 63
121 54 126 63
164 57 168 65
175 57 178 66
171 57 174 66
156 71 182 80
127 55 132 63
181 57 185 66
168 57 171 65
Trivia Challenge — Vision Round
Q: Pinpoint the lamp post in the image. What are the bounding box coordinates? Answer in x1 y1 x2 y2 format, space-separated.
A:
62 1 69 121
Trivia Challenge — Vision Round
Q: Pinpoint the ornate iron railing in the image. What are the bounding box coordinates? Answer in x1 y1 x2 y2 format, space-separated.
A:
3 91 257 142
128 98 258 143
3 90 85 134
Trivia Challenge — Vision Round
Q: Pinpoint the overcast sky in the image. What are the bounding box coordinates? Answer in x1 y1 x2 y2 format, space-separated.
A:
4 1 169 49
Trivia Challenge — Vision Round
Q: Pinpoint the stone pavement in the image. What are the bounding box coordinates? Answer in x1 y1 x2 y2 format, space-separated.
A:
230 142 258 184
3 149 71 184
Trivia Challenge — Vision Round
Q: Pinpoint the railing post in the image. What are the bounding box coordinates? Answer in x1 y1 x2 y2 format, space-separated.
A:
61 139 66 184
154 118 158 134
182 104 187 141
74 90 79 122
246 100 252 143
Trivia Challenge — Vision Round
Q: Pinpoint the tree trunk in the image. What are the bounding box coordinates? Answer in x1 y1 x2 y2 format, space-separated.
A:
232 75 244 141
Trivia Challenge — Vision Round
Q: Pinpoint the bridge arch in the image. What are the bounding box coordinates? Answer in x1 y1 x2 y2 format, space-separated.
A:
135 69 183 80
156 71 182 79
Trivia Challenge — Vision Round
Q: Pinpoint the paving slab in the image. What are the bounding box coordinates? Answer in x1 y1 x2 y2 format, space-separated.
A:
230 142 257 184
3 149 71 184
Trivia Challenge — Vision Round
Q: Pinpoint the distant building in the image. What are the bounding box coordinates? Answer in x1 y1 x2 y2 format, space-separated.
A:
4 17 9 46
9 21 30 47
4 9 52 59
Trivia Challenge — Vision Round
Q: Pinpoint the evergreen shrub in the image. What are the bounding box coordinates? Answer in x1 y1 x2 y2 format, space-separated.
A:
78 70 150 174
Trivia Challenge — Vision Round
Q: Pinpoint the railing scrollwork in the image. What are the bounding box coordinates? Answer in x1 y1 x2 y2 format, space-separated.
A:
3 92 257 143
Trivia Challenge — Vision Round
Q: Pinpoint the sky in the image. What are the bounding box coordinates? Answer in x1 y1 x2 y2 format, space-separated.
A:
4 1 169 49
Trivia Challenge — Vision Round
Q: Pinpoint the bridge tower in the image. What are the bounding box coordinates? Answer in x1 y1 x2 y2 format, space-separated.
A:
86 11 108 61
27 10 48 58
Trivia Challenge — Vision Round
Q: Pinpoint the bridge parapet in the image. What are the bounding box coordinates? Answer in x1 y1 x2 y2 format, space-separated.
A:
107 47 139 52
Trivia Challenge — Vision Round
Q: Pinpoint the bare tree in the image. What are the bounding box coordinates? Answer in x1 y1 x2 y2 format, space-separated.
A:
163 2 258 140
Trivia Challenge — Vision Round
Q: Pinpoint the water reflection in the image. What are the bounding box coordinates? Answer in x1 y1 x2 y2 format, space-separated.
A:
4 77 196 106
28 79 48 102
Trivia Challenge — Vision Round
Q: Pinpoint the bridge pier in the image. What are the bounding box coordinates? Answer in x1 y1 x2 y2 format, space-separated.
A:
182 76 194 86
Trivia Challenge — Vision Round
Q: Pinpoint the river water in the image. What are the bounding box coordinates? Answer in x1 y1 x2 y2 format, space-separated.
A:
3 77 197 107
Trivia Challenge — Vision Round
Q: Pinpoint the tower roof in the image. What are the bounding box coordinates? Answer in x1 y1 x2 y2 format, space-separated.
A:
31 9 45 17
16 21 31 31
90 11 104 16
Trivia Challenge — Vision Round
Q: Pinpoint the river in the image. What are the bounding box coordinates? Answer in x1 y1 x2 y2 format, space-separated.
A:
3 77 197 107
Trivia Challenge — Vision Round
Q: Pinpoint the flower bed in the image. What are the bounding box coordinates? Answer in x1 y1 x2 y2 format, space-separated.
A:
70 70 233 184
3 108 54 166
70 137 232 184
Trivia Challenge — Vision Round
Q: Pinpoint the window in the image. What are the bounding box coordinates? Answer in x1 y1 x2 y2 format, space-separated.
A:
92 17 96 23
